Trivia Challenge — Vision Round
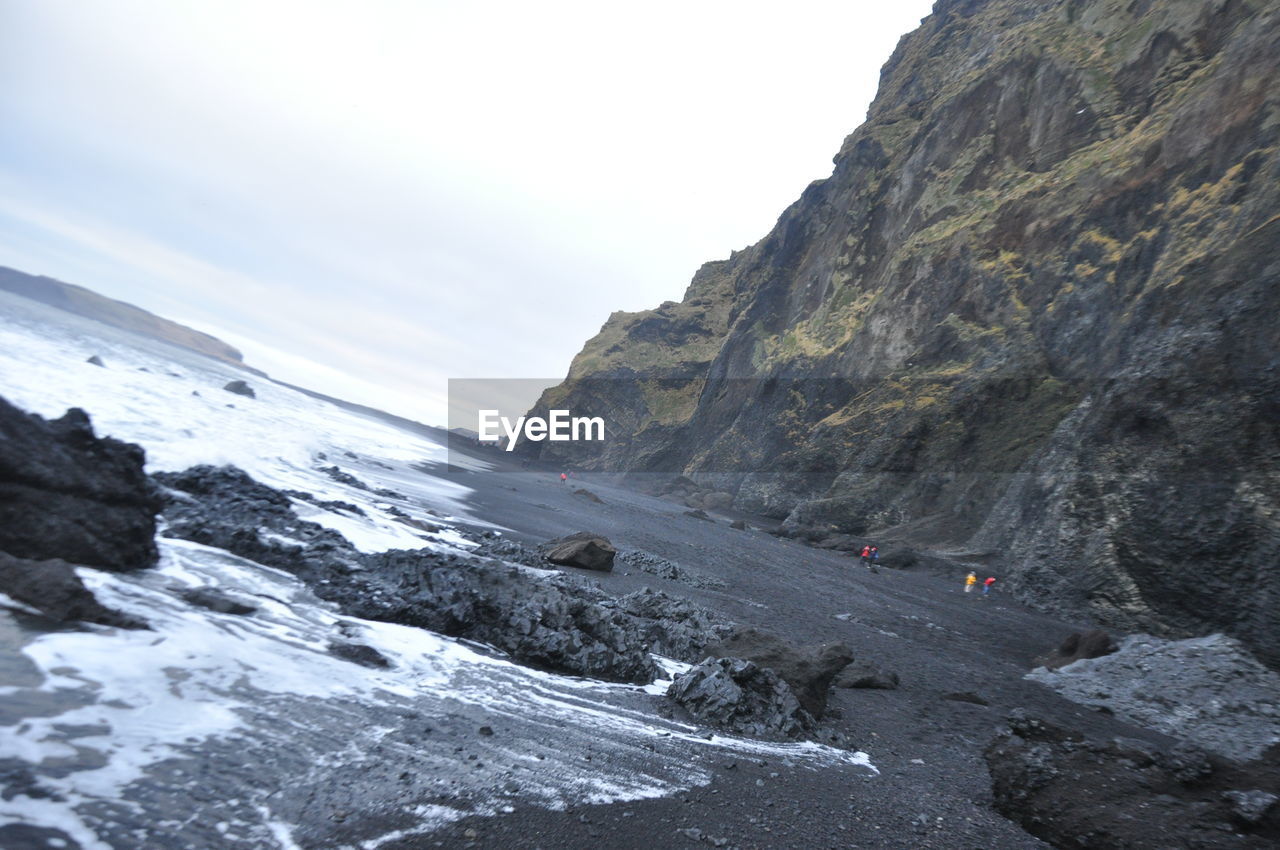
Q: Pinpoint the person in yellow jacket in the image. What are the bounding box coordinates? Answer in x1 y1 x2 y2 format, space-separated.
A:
964 571 977 593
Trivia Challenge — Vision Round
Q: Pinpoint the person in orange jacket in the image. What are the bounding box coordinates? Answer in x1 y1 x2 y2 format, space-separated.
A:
964 571 977 593
560 472 568 484
859 545 872 569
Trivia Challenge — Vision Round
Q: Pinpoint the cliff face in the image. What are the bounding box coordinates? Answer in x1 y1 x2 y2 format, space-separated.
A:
531 0 1280 664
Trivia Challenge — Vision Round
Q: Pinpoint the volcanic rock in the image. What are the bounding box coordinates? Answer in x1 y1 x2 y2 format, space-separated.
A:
704 627 852 717
0 551 146 629
615 551 727 590
613 587 734 662
1223 790 1278 826
986 710 1280 848
544 532 617 572
0 396 159 570
667 657 811 739
328 641 392 669
179 586 257 616
1027 633 1280 762
1040 628 1117 670
222 380 255 398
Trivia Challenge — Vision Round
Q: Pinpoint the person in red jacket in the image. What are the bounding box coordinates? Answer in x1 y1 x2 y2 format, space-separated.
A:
983 576 996 596
859 545 872 570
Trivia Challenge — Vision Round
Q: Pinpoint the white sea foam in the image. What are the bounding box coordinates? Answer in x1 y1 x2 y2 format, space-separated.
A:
0 297 875 846
0 291 476 541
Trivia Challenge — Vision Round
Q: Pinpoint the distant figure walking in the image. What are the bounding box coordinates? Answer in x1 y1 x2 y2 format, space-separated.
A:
964 571 977 593
870 546 879 567
560 472 568 484
860 545 872 569
983 576 996 596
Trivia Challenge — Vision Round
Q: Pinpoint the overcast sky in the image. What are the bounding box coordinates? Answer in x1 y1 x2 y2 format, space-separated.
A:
0 0 935 424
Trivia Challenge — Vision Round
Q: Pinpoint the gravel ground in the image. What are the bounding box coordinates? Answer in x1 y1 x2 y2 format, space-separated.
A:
398 452 1204 849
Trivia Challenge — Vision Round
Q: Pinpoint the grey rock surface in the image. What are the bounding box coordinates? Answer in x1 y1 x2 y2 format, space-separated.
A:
616 551 727 590
0 551 146 629
222 380 256 398
1027 633 1280 761
544 532 617 572
987 709 1280 849
704 627 853 718
0 396 160 570
179 586 258 616
667 657 811 739
154 466 734 684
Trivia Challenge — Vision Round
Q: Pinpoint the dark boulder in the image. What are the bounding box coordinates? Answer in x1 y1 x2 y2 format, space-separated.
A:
328 641 392 669
1041 629 1118 670
835 661 899 690
942 691 988 706
683 509 712 521
319 465 369 490
986 710 1280 849
1223 790 1278 826
179 586 257 616
0 397 159 570
729 519 748 531
86 355 105 367
222 380 255 398
572 488 604 504
544 532 617 572
0 551 145 629
667 657 811 739
704 627 852 718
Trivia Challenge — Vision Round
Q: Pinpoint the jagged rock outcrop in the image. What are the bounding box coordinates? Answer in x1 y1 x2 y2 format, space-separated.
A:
0 396 160 570
154 465 734 683
528 0 1280 666
986 710 1280 848
0 552 146 629
703 627 853 718
1027 633 1280 762
667 657 812 739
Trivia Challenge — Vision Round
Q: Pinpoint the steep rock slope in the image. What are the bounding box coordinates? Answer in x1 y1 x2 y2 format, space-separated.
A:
530 0 1280 664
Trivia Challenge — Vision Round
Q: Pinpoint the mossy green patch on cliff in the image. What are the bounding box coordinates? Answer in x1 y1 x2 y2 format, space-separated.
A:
640 379 703 426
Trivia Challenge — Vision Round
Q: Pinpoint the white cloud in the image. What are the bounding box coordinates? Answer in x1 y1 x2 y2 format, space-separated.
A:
0 0 936 423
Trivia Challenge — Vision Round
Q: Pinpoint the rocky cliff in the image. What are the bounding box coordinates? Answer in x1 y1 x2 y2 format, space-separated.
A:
529 0 1280 665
